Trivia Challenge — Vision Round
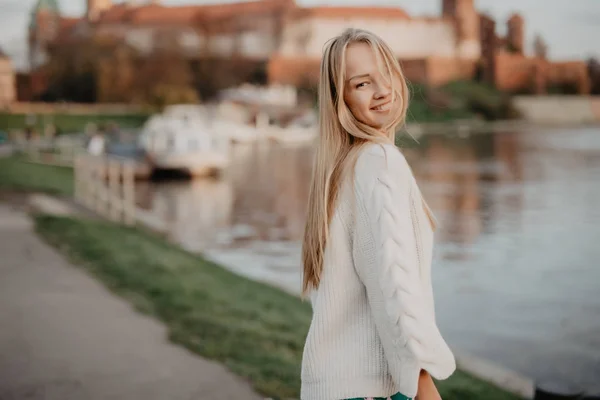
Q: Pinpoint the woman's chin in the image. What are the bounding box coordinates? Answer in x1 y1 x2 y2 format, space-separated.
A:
358 114 393 131
369 118 391 131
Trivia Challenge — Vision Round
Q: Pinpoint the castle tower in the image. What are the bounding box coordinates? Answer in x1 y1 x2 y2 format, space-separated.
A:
28 0 61 69
442 0 481 60
478 13 497 83
507 13 524 54
87 0 112 21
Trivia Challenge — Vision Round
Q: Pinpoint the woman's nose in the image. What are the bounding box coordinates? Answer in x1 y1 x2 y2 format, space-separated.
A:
374 80 391 99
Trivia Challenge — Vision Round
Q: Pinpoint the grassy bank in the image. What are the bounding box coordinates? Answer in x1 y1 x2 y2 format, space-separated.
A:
406 81 519 123
0 155 73 196
35 215 524 400
0 112 149 133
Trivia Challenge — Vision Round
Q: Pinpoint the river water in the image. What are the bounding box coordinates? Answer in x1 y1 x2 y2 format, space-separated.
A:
135 125 600 391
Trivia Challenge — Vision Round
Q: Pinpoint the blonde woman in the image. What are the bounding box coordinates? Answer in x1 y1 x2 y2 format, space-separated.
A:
300 28 456 400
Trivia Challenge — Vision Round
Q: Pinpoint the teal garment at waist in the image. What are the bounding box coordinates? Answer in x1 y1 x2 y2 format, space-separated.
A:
345 392 412 400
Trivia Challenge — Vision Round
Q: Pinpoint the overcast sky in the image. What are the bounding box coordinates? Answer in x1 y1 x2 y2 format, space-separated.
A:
1 0 599 70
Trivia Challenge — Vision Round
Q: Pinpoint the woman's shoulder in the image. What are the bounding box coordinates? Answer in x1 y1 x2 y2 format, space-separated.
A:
356 142 410 176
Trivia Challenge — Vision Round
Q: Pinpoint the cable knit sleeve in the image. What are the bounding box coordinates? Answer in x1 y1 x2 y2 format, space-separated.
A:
353 143 455 395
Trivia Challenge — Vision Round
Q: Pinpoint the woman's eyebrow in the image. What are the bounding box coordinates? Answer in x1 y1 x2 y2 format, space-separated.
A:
347 73 370 83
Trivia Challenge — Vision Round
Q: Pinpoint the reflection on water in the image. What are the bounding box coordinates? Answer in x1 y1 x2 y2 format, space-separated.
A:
136 178 234 252
138 127 600 391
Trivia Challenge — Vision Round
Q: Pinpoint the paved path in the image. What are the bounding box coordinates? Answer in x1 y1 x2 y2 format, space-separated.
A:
0 203 262 400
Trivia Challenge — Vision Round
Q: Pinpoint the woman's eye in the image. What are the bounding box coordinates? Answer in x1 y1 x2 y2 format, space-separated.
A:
356 82 368 89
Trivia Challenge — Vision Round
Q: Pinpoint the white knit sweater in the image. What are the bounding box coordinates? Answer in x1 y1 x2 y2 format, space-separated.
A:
300 143 456 400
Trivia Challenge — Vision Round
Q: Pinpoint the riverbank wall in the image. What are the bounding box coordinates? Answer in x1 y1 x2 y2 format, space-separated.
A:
513 95 600 125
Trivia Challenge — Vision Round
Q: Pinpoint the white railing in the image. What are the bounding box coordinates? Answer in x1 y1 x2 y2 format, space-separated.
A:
74 154 136 226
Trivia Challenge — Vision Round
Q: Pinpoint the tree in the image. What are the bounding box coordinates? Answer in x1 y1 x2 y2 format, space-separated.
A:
97 42 137 103
131 38 200 109
43 38 99 102
43 34 137 103
42 30 201 106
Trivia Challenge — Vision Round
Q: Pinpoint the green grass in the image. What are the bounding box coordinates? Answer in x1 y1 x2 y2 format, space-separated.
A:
34 215 524 400
0 112 150 134
441 81 520 121
442 80 502 100
0 155 73 196
406 83 476 123
404 81 519 123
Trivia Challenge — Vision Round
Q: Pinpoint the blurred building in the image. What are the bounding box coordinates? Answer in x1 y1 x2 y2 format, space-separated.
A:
26 0 591 96
28 0 293 69
0 49 16 107
27 0 482 89
271 0 481 86
484 13 590 94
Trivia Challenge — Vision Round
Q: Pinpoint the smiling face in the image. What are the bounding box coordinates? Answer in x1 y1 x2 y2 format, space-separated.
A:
343 42 399 131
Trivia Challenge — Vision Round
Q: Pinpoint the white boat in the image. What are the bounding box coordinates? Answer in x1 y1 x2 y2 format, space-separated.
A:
266 125 317 146
138 107 230 177
265 110 318 146
211 119 266 144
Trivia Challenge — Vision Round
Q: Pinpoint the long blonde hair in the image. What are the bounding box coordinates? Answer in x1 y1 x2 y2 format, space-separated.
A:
301 28 410 295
